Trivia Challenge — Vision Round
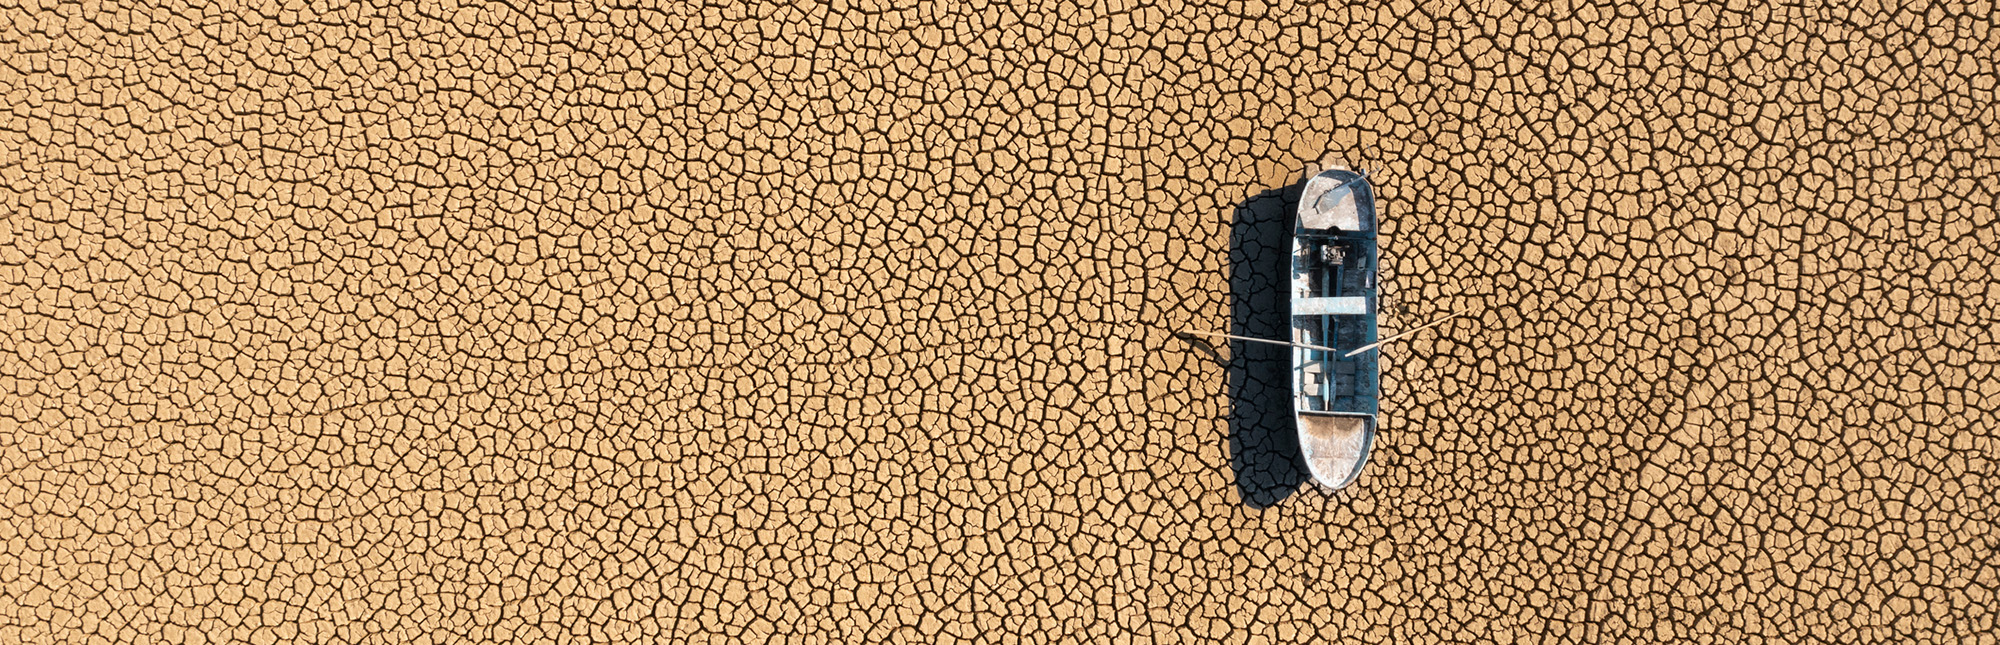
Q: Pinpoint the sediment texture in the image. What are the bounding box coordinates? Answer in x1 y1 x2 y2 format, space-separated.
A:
4 0 1997 642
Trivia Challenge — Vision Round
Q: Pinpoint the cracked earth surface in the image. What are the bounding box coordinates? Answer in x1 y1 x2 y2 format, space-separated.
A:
4 0 1998 642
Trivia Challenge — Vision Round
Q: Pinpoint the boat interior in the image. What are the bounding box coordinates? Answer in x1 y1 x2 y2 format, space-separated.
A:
1292 230 1378 416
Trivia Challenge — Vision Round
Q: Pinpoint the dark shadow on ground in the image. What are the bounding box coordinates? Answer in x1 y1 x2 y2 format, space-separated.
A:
1227 179 1311 508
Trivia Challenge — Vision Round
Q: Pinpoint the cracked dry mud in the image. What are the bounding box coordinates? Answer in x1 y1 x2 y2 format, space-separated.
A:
4 0 1997 642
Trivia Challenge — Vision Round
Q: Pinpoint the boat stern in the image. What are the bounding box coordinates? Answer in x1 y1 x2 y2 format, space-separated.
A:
1298 412 1375 490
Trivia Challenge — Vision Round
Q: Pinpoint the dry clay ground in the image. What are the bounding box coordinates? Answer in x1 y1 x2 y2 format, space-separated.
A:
3 0 1998 642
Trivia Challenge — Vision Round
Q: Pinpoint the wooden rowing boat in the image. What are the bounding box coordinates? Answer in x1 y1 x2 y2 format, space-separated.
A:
1291 168 1379 490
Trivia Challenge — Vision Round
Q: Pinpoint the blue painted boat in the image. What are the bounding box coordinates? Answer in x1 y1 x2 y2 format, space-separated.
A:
1292 168 1379 490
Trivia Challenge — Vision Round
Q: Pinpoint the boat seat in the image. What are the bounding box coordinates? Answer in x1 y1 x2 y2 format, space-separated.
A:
1294 296 1369 316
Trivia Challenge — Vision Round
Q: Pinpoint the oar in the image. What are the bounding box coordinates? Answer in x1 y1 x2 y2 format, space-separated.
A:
1178 329 1342 354
1344 308 1469 357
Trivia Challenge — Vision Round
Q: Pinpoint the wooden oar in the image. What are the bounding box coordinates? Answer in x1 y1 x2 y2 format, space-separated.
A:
1179 329 1342 354
1344 308 1469 357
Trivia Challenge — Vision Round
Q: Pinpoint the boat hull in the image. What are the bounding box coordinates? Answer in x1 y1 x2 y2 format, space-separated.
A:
1291 168 1379 490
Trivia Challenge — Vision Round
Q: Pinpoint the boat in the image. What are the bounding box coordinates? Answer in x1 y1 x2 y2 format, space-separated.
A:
1292 167 1379 490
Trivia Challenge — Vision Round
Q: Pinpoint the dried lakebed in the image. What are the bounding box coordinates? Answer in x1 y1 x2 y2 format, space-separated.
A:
4 1 1996 643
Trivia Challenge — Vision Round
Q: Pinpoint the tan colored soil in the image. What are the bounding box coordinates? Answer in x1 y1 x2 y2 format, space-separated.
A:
4 0 1997 642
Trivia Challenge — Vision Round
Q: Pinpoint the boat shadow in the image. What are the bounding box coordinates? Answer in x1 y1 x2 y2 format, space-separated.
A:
1226 180 1312 508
